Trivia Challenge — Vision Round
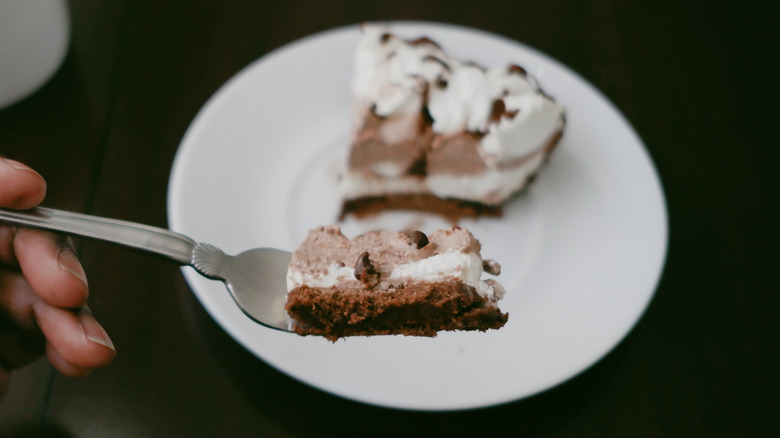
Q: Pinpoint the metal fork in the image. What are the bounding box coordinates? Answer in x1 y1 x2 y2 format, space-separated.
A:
0 207 292 331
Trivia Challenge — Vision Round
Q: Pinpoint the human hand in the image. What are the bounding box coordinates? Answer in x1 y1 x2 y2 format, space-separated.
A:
0 156 115 403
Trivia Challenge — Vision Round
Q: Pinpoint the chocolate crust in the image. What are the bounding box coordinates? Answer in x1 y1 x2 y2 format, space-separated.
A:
285 279 508 341
340 194 503 222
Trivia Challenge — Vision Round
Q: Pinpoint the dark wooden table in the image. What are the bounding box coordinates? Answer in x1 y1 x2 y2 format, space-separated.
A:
1 1 775 436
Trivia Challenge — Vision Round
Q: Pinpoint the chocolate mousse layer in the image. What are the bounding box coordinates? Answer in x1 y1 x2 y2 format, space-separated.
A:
348 111 431 177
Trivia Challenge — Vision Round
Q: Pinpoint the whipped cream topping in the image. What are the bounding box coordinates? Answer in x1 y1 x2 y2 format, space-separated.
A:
352 24 565 153
287 225 505 302
353 26 444 116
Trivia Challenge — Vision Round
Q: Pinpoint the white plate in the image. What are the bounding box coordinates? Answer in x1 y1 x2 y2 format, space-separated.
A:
167 22 668 411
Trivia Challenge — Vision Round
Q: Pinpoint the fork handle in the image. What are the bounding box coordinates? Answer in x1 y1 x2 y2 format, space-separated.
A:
0 207 195 265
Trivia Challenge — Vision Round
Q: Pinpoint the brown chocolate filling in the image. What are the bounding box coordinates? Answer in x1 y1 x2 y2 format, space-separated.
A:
340 194 503 222
286 279 508 341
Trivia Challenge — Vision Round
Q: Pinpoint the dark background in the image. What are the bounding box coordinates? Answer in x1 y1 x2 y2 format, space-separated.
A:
1 1 776 437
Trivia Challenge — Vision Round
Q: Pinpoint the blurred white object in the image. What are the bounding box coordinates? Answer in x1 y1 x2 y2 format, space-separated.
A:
0 0 70 109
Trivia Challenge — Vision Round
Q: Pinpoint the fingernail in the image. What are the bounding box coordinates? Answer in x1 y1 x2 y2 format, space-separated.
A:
57 248 89 288
79 312 115 352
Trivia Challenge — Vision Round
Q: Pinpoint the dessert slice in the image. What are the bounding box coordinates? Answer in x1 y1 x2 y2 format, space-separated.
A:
285 225 507 340
339 25 566 220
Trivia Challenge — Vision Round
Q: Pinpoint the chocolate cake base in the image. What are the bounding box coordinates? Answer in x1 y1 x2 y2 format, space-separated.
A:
285 279 508 341
339 194 503 222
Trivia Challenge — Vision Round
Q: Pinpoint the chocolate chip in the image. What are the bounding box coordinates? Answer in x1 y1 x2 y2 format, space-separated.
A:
508 64 527 76
408 36 441 49
489 99 506 123
404 230 429 249
354 251 379 287
482 259 501 275
489 99 519 123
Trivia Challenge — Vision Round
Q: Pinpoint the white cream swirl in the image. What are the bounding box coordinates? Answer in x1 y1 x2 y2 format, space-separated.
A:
352 25 565 160
352 25 445 116
287 251 503 302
